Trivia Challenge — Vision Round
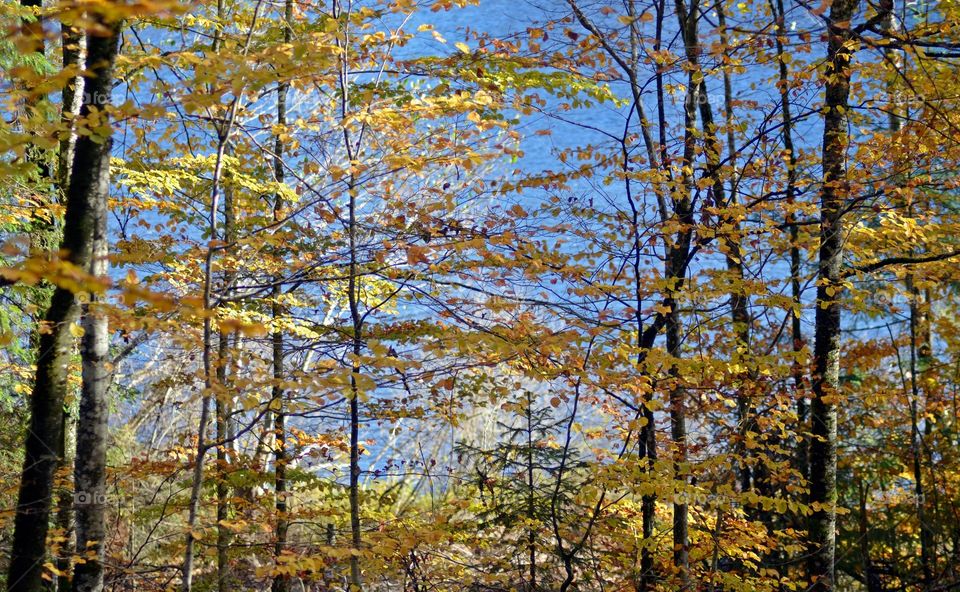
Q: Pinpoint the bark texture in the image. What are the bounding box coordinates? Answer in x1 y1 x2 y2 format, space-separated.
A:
7 17 121 592
808 1 859 589
71 19 121 592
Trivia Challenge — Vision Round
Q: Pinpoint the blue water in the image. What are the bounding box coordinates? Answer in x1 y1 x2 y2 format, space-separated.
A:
101 0 908 492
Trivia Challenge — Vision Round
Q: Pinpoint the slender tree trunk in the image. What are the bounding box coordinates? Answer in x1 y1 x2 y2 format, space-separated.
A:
347 175 363 591
271 307 287 592
271 3 291 588
637 356 656 592
563 2 686 588
667 313 688 589
332 1 363 585
215 332 231 592
807 1 859 589
699 0 763 507
181 126 233 592
525 392 537 591
790 243 806 480
858 479 881 592
920 286 937 579
215 185 235 592
908 278 934 588
51 22 85 592
58 26 85 195
214 4 235 588
7 14 121 592
668 0 707 584
52 416 74 592
644 0 671 586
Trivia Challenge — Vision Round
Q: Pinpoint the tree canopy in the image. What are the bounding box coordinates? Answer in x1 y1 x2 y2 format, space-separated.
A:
2 0 960 591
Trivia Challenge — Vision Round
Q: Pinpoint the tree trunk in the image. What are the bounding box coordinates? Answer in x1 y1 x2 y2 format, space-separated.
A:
72 26 118 592
271 4 291 586
71 47 116 586
213 4 234 590
348 178 363 591
52 416 74 592
525 392 537 591
562 2 700 588
58 25 85 195
181 129 232 592
215 182 235 592
858 479 882 592
72 180 110 592
7 15 121 592
908 278 934 588
767 0 809 506
215 331 232 592
694 0 758 506
667 312 688 589
271 339 287 592
807 1 859 589
714 4 755 500
669 0 704 583
332 1 363 585
51 20 85 592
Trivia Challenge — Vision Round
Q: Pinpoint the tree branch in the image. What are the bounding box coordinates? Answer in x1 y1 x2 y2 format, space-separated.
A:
847 249 960 276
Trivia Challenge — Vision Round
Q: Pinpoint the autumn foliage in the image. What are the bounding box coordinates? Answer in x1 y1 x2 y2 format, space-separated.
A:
2 0 960 591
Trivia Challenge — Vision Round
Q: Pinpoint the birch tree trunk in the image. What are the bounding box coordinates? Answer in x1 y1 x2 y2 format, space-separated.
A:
72 18 122 592
52 18 85 592
7 15 121 592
